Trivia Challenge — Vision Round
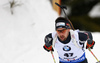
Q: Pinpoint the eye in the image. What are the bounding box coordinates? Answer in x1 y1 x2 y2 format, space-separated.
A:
57 29 67 33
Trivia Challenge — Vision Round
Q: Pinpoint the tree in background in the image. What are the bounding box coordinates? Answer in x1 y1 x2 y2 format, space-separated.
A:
61 0 100 32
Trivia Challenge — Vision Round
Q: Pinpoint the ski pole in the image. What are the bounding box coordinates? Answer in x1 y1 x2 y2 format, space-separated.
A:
51 51 56 63
88 48 100 63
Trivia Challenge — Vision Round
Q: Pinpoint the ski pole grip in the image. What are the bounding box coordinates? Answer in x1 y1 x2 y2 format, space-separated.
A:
55 2 62 8
55 2 67 9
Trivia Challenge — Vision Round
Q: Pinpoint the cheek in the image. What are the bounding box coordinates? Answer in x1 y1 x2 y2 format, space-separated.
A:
57 33 63 37
64 32 69 36
66 29 70 32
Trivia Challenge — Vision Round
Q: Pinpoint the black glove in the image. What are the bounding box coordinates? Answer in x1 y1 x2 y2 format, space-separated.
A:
86 40 95 49
43 33 54 52
43 45 54 52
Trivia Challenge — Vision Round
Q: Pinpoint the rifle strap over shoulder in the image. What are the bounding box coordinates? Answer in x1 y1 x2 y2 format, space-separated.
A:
52 34 57 48
70 29 82 49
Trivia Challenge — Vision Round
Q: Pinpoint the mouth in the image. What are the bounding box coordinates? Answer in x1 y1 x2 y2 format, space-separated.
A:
60 36 64 39
60 36 65 41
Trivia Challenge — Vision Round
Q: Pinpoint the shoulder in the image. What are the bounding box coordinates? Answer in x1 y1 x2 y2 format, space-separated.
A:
72 29 88 41
78 30 89 41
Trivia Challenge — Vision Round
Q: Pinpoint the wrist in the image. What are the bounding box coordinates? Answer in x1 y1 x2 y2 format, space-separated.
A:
44 45 52 50
86 41 95 49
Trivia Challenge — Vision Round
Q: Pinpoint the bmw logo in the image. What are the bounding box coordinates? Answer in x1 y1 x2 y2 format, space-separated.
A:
63 46 71 51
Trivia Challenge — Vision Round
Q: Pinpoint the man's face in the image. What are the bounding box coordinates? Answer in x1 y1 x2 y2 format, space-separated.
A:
56 28 70 41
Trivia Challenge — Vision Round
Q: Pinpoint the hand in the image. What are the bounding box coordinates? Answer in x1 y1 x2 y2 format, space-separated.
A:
86 40 95 49
43 45 54 52
43 33 54 52
44 33 53 47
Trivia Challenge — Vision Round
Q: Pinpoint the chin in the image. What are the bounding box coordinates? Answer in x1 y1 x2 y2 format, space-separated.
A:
61 39 65 41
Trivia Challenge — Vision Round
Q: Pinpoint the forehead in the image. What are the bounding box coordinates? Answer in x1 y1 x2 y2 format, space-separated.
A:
56 28 66 30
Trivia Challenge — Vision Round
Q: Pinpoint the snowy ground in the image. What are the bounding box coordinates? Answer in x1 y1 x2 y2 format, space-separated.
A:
0 0 100 63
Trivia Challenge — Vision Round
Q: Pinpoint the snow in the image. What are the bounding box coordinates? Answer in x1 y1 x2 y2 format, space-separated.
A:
89 2 100 18
0 0 99 63
86 33 100 63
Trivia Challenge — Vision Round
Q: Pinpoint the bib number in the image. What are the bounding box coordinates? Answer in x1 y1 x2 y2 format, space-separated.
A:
64 53 73 57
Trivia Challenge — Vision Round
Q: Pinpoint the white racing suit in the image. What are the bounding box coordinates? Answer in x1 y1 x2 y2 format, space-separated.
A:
52 30 86 63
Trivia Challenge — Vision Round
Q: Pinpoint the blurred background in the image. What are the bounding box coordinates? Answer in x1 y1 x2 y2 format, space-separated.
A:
0 0 100 63
50 0 100 32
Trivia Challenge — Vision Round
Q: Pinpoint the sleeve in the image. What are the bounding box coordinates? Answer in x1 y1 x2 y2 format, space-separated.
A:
78 31 93 43
78 32 88 42
78 31 95 49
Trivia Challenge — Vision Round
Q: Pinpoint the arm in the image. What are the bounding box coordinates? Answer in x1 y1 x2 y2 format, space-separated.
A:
43 33 54 52
85 32 95 49
78 31 95 49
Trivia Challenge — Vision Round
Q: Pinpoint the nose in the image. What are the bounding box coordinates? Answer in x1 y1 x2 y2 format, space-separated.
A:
59 32 64 36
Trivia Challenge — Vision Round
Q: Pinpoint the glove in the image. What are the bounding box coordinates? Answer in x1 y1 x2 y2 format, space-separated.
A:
43 33 54 52
43 45 54 52
44 33 53 46
86 40 95 49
